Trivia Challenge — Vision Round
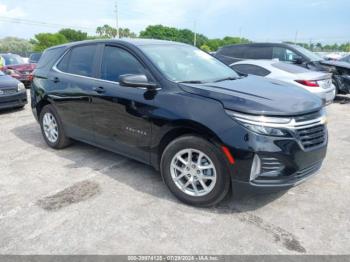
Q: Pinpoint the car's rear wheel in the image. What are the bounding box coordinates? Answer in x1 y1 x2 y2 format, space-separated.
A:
39 105 71 149
161 135 231 207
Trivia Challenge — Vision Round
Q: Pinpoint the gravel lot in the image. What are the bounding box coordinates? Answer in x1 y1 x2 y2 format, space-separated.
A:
0 92 349 255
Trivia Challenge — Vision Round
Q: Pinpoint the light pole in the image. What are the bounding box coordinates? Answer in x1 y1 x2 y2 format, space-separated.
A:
115 1 120 39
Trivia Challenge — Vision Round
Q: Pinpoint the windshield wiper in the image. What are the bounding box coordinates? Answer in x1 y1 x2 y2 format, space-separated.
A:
213 76 239 83
178 80 205 84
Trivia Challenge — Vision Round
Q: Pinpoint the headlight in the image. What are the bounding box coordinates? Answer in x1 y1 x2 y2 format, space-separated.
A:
226 110 292 137
17 83 25 92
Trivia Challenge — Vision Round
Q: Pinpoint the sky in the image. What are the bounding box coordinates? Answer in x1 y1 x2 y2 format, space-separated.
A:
0 0 349 44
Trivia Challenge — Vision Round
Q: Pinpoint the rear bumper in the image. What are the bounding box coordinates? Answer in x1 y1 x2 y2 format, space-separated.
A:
11 75 32 88
0 91 27 110
319 88 336 105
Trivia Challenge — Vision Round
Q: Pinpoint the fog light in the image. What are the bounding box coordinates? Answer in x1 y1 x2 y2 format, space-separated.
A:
250 154 261 181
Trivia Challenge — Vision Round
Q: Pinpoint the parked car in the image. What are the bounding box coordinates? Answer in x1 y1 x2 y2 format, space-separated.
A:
320 59 350 95
31 39 328 207
29 52 42 64
0 53 36 88
231 60 336 105
214 43 350 94
0 70 27 110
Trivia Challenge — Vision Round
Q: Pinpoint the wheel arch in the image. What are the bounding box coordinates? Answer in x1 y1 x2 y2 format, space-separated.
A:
155 120 224 170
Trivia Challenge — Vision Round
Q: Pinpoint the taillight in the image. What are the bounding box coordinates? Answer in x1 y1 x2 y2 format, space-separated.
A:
295 80 319 87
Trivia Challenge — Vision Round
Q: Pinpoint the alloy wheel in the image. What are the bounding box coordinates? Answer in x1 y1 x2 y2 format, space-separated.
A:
42 112 59 143
170 148 217 197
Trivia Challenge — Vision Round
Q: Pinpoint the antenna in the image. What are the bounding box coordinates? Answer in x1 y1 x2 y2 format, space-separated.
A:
193 20 197 47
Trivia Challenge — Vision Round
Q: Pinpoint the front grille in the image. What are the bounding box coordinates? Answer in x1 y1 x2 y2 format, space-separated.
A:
0 89 17 95
296 124 326 150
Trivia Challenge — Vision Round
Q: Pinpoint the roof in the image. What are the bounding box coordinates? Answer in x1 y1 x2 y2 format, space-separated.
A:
47 38 188 50
220 42 296 49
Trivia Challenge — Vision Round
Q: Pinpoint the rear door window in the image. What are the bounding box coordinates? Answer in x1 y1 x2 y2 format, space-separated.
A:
57 45 97 77
231 64 271 76
99 45 145 82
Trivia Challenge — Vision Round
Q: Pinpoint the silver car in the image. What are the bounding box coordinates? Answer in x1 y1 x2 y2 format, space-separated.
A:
231 60 336 105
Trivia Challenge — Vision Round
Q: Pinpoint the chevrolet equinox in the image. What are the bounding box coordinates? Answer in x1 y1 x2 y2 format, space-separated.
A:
31 39 328 207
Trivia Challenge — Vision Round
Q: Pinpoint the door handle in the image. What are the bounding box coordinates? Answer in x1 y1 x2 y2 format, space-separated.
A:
93 86 105 94
52 77 60 83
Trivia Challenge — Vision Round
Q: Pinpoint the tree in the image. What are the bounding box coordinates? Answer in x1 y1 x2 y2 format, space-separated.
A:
204 36 250 51
0 37 33 56
119 28 137 38
96 24 117 38
200 44 211 52
96 25 137 39
140 25 208 47
31 33 68 51
58 28 88 42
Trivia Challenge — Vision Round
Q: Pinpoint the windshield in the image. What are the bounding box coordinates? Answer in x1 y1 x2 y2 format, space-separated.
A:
291 45 323 62
140 44 238 83
0 71 4 76
2 54 25 66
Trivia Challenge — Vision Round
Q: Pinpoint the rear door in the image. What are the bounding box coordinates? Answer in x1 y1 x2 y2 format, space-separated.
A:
91 44 155 163
49 44 99 142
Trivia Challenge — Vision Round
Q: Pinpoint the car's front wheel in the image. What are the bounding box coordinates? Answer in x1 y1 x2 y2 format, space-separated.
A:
161 135 231 207
39 105 71 149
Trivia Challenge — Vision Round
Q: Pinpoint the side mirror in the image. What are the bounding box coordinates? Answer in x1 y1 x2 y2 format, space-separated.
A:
119 74 157 90
293 57 304 64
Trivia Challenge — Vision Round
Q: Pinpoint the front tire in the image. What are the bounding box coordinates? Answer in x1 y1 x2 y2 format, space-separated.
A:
161 135 231 207
39 105 71 149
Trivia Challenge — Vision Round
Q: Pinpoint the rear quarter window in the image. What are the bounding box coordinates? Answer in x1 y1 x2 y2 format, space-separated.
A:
219 46 247 58
36 47 66 70
245 46 272 59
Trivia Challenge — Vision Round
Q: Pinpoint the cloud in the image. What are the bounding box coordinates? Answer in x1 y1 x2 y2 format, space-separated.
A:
0 3 26 18
117 0 242 33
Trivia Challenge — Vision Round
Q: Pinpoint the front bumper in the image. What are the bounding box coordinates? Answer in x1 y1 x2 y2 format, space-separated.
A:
233 161 322 193
0 91 28 110
221 121 328 193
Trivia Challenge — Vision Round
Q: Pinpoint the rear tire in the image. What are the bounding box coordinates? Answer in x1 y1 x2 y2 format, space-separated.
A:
39 105 71 149
160 135 231 207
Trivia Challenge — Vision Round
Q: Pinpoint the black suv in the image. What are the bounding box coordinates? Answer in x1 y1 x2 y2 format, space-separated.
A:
31 39 328 206
214 43 327 71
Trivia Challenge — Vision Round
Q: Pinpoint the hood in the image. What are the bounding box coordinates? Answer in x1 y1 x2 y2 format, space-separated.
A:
179 75 322 116
2 63 36 72
0 75 20 89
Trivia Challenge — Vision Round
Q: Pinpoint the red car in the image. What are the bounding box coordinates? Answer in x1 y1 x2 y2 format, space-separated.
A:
0 53 36 88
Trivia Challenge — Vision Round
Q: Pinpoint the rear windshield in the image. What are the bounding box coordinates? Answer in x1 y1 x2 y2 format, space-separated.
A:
272 62 310 73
